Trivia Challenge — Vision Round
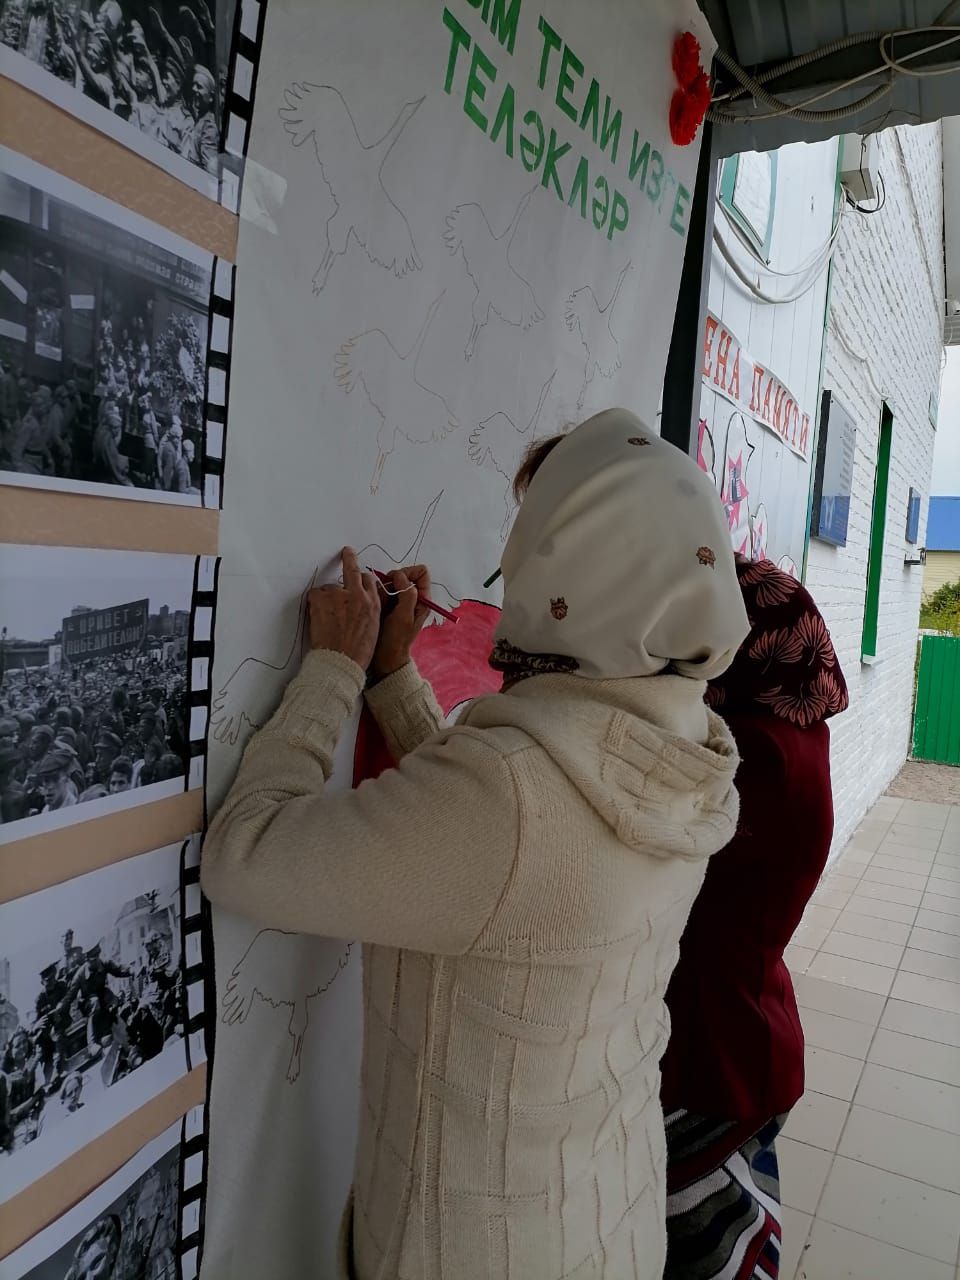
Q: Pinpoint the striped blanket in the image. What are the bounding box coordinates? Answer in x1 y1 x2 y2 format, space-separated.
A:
664 1110 788 1280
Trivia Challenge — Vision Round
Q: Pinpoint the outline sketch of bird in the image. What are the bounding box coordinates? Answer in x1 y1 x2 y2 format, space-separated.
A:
210 569 317 749
565 261 632 411
467 372 557 539
221 929 353 1084
443 189 544 359
356 491 458 613
279 83 424 294
334 293 459 494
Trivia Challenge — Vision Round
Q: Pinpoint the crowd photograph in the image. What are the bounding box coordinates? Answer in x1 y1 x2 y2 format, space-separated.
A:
0 889 183 1159
0 153 212 501
0 845 190 1204
14 1138 181 1280
0 544 196 839
0 0 237 181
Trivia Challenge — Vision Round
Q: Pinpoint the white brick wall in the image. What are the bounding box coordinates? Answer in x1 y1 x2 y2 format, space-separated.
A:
806 124 945 857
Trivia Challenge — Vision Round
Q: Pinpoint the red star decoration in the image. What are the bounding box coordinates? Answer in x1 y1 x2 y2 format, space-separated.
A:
723 452 749 531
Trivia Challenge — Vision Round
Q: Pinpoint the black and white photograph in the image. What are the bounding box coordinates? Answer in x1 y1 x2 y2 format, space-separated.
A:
0 148 213 506
0 0 239 196
0 544 207 845
0 842 199 1204
0 1112 199 1278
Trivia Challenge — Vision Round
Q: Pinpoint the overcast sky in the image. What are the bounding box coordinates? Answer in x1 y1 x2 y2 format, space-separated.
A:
933 348 960 495
0 549 194 642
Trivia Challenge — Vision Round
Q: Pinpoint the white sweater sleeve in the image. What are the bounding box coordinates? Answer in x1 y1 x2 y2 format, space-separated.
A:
201 649 519 954
364 660 445 761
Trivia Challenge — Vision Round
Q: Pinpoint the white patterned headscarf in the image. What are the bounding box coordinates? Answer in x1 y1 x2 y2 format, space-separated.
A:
491 409 750 682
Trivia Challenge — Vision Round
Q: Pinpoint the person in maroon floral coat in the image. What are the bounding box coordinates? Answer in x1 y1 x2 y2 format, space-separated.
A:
660 554 849 1280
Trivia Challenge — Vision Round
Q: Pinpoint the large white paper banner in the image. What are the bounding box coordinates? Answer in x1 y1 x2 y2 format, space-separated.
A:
204 2 714 1274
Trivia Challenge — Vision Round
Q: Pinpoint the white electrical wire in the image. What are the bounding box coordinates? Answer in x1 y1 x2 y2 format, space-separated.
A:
710 32 882 106
718 198 845 278
714 66 893 125
709 25 960 127
709 46 892 125
713 221 838 304
829 314 886 400
880 28 960 77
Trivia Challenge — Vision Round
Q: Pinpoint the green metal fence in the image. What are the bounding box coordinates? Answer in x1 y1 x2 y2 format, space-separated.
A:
913 634 960 765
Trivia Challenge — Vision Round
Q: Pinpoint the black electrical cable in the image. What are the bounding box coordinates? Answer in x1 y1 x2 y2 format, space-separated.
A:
846 140 887 215
846 171 887 214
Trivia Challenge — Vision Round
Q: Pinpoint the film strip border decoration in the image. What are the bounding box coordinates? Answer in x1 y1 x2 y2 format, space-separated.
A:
179 1105 207 1280
191 1 268 1257
195 15 256 1249
174 525 220 1269
179 837 207 1076
178 838 207 1280
203 0 269 506
135 0 264 1249
192 882 218 1268
220 0 271 216
202 264 235 509
146 0 265 1251
191 551 225 1267
186 556 220 785
205 0 271 502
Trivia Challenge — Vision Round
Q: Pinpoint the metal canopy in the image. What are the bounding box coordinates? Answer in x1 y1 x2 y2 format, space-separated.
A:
698 0 960 156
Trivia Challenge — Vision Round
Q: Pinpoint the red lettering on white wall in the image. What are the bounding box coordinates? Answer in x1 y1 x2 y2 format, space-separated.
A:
700 311 811 462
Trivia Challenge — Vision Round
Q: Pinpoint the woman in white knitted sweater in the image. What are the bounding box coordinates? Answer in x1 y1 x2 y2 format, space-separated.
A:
201 410 750 1280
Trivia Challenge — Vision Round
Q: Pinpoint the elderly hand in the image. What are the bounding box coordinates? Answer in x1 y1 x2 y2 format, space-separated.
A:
372 563 432 680
308 548 381 670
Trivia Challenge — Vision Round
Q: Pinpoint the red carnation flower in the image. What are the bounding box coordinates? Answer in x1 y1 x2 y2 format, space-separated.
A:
669 88 704 146
672 31 703 90
670 33 711 146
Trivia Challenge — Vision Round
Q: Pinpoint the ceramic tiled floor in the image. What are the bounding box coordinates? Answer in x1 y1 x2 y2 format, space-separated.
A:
780 795 960 1280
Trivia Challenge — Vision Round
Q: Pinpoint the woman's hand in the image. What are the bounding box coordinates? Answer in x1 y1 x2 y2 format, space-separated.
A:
308 548 381 670
371 563 432 680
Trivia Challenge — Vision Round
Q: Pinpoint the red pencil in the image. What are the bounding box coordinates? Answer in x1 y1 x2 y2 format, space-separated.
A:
367 567 459 624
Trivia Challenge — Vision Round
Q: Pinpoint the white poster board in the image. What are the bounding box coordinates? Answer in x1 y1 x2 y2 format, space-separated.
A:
204 2 714 1274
